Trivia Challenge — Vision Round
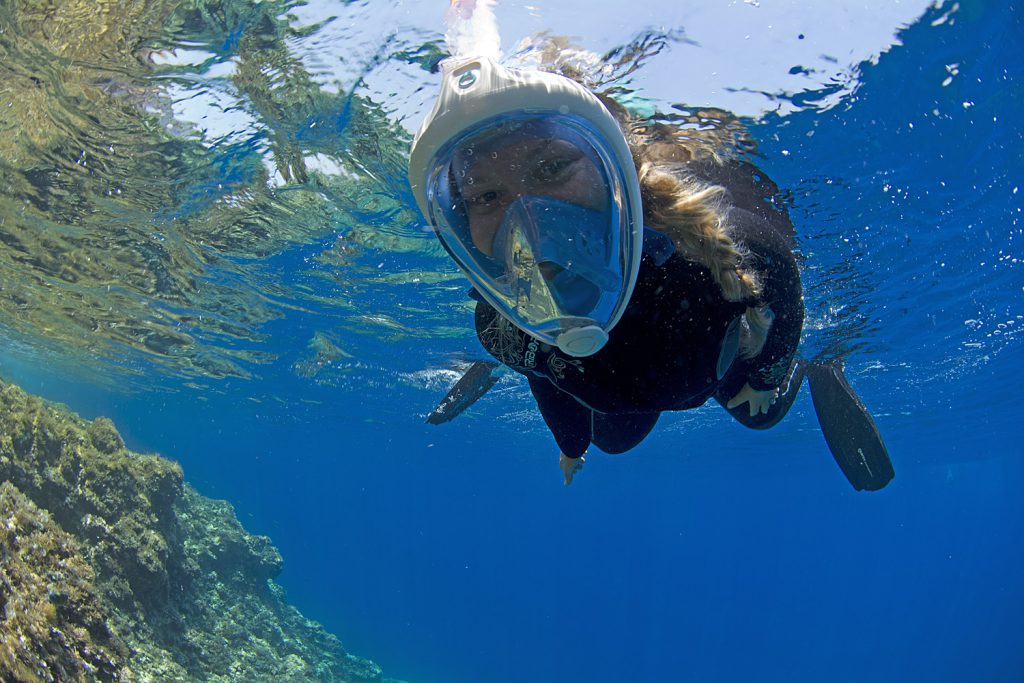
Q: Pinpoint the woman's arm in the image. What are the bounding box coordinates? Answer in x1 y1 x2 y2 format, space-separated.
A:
475 299 591 482
476 298 593 460
729 207 805 392
527 375 592 458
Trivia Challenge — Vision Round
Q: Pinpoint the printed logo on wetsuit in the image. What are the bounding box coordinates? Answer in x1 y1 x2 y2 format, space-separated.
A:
547 354 583 380
524 339 539 369
523 338 584 378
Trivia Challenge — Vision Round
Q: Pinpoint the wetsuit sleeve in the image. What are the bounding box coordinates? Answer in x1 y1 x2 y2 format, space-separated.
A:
474 299 592 457
474 298 524 369
527 376 592 458
729 208 805 391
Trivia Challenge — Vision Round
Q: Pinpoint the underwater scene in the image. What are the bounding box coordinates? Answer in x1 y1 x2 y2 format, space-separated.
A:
0 0 1021 681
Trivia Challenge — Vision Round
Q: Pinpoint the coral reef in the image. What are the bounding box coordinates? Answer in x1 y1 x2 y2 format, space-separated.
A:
0 378 402 683
0 483 131 683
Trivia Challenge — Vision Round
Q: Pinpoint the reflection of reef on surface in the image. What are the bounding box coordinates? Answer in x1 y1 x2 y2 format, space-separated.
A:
0 377 404 683
0 0 441 381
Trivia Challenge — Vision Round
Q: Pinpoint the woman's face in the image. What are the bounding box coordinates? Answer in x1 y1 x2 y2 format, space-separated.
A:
452 136 607 255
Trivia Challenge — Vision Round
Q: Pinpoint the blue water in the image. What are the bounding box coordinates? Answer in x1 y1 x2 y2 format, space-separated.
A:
2 1 1023 682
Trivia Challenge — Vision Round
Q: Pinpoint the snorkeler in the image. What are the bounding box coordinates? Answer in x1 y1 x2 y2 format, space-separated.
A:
409 56 893 491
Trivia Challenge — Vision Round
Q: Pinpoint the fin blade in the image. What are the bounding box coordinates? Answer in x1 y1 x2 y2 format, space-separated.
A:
806 361 894 491
426 360 499 425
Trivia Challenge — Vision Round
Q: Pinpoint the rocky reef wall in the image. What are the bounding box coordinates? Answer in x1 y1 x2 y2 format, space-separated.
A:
0 378 400 683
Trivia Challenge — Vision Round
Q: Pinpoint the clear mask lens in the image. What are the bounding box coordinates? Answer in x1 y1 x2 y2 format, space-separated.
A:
425 113 637 350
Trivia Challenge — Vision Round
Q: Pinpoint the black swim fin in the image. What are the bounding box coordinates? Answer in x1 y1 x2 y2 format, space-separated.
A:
426 360 499 425
804 360 894 491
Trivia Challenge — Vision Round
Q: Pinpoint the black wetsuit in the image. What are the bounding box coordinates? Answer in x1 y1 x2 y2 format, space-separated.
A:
473 159 804 458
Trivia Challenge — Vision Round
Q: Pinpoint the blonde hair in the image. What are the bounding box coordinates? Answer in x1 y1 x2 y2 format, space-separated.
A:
507 40 774 358
608 102 771 358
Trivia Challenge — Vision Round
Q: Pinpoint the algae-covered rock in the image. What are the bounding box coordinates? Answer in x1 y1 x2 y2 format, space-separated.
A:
178 488 283 585
0 382 185 620
0 482 132 683
0 377 401 683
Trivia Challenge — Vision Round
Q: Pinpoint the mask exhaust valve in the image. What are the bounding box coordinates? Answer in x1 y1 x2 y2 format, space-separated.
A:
555 325 608 357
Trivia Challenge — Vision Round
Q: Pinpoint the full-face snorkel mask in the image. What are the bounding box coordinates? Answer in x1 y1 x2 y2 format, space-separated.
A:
408 57 643 357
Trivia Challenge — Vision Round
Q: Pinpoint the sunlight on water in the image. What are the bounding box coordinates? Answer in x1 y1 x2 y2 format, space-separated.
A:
0 0 1018 425
446 0 502 60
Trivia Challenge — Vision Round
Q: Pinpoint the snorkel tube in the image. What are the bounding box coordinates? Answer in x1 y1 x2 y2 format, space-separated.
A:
408 57 644 357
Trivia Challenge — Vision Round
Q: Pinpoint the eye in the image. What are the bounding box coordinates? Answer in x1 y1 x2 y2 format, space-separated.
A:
468 189 499 205
533 157 574 182
466 188 502 212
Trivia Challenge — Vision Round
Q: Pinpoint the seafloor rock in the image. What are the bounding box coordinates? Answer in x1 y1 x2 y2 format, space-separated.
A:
0 379 401 683
0 482 131 683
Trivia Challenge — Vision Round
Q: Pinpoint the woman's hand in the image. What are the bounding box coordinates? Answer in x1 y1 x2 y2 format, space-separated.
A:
559 452 585 486
726 383 778 417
